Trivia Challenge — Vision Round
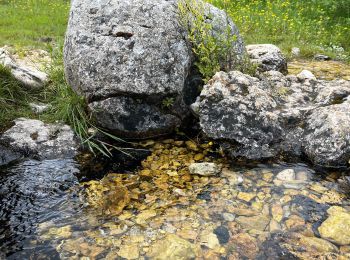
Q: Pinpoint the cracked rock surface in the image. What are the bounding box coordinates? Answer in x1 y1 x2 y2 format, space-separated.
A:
0 118 79 164
64 0 244 138
195 70 350 167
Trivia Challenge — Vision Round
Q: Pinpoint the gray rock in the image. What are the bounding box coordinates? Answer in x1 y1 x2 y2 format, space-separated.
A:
303 100 350 166
64 0 244 138
0 48 48 89
246 44 287 74
189 162 221 176
0 118 79 164
197 71 283 159
195 70 350 166
0 145 22 166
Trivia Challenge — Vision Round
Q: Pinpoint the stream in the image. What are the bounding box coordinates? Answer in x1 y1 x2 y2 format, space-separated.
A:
0 138 349 259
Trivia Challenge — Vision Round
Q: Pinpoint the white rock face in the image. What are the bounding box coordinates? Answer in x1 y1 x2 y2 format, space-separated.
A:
0 48 48 89
0 118 79 162
64 0 244 138
246 44 287 74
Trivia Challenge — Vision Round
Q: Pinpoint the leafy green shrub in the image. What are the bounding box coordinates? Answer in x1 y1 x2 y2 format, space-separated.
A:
178 0 255 82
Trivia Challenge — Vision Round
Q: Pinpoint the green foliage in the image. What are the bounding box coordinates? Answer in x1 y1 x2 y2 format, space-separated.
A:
162 97 175 109
42 46 129 157
207 0 350 61
178 0 254 82
0 0 69 49
0 46 128 157
0 65 35 130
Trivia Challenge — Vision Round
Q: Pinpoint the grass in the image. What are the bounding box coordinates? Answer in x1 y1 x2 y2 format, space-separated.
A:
0 0 69 50
207 0 350 61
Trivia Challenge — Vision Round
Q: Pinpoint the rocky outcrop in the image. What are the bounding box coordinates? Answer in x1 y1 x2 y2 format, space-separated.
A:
64 0 244 138
0 47 48 89
0 118 79 164
194 70 350 167
246 44 287 74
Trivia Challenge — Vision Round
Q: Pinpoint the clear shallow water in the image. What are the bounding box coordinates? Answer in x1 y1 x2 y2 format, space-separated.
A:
0 139 349 259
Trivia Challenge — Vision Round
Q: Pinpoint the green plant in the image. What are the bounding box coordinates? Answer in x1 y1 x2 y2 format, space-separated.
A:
162 97 175 109
42 46 131 157
178 0 243 82
0 64 36 130
178 0 256 82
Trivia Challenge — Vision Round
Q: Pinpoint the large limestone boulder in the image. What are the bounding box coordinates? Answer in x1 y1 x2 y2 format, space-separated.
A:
0 118 79 164
64 0 244 138
195 70 350 166
246 44 287 74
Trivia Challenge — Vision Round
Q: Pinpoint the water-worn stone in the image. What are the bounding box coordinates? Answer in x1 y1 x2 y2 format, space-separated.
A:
64 0 244 138
147 234 195 260
236 214 270 231
0 47 48 89
246 44 287 74
0 118 79 163
318 206 350 245
189 162 221 176
195 69 350 166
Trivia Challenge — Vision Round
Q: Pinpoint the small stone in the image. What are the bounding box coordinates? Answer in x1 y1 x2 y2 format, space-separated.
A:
185 141 199 151
297 70 316 80
285 215 305 229
118 244 139 259
223 213 235 222
189 163 221 176
271 204 284 222
135 209 157 225
318 206 350 245
230 233 259 259
237 192 256 202
262 172 274 182
269 219 281 232
200 232 220 249
213 226 230 245
276 169 295 182
236 215 270 231
177 228 198 240
299 236 338 253
194 153 205 161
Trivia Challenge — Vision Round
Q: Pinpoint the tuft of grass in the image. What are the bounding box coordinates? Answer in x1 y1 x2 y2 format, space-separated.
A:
0 64 36 131
41 46 130 157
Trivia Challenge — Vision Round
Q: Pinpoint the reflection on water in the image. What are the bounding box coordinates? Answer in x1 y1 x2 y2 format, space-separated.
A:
0 159 79 259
